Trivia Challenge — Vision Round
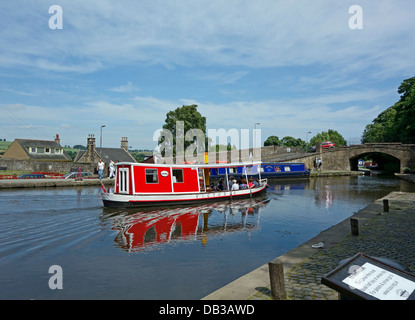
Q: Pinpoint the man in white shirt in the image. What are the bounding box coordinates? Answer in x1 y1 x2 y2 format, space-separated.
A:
231 179 239 190
109 159 115 178
97 159 105 179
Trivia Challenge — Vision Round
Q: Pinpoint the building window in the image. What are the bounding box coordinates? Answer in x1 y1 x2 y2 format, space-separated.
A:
29 147 36 153
45 148 50 153
51 148 55 154
172 169 184 183
37 147 45 153
145 169 158 184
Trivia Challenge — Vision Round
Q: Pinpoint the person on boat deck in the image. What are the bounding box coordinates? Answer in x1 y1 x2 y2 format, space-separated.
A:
252 178 259 188
248 178 254 188
97 159 105 179
231 179 239 190
237 176 243 185
240 178 248 189
109 159 115 179
217 179 225 191
228 176 235 190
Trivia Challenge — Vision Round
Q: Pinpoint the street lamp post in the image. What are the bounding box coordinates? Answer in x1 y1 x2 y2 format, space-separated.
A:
254 122 260 149
306 131 311 152
100 124 106 158
254 122 261 161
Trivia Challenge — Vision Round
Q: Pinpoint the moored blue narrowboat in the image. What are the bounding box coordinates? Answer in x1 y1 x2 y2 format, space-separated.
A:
209 162 310 179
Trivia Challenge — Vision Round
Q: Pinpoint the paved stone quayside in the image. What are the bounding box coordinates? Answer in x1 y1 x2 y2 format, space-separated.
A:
253 191 415 300
203 191 415 300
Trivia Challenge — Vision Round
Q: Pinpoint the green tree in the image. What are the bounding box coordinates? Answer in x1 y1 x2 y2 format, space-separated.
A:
362 76 415 144
281 136 306 149
159 104 207 156
362 107 397 143
263 135 281 146
395 76 415 143
310 129 347 147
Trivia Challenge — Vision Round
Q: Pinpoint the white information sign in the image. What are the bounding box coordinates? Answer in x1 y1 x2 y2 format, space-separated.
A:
342 262 415 300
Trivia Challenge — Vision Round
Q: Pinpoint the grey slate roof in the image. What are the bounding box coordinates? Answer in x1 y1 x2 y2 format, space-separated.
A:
96 147 137 163
74 147 136 163
16 139 72 161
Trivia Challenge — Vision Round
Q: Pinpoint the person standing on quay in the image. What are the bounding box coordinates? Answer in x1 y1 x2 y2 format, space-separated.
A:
97 159 105 179
109 159 115 178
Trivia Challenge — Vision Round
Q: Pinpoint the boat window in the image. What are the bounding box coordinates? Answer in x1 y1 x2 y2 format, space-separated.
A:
274 166 281 172
172 169 184 183
145 169 158 183
284 166 291 171
229 168 237 174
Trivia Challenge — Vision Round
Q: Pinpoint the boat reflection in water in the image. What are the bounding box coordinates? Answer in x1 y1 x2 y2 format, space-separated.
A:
102 197 271 252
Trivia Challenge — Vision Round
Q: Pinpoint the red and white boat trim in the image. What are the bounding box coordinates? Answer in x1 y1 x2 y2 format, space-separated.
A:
101 161 267 208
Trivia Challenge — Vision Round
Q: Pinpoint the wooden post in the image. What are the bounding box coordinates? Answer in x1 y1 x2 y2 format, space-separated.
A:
383 199 389 212
268 261 287 300
350 217 359 236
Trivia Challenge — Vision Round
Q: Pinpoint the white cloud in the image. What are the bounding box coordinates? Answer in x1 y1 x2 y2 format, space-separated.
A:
1 1 414 76
1 0 414 149
110 82 137 93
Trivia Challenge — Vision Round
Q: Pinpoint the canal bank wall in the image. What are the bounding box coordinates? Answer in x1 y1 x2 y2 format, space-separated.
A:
0 178 114 189
0 170 365 190
396 173 415 184
309 170 363 177
202 191 415 300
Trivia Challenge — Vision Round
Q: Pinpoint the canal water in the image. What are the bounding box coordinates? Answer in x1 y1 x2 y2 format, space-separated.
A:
1 175 414 300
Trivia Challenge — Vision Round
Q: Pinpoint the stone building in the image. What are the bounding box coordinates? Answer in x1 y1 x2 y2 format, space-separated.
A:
74 134 136 166
1 134 71 161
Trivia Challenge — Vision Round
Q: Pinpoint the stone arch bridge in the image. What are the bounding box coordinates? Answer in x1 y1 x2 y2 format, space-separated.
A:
266 143 415 173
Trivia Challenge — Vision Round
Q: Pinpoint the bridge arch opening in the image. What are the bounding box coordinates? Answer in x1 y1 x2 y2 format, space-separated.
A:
349 152 401 173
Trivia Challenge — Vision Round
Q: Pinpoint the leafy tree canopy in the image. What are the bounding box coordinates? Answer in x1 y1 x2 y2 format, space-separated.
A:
310 129 347 147
281 136 306 149
163 104 206 136
362 76 415 143
264 135 281 146
159 104 207 155
264 135 306 149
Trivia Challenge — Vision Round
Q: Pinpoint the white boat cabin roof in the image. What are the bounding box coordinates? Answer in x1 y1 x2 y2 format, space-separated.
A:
115 161 262 169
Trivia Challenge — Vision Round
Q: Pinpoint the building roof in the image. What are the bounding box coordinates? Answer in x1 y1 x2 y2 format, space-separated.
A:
15 139 72 161
74 147 136 163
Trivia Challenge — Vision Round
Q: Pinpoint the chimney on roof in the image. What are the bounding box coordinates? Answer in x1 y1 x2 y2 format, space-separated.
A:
85 134 96 162
121 137 128 151
55 134 60 145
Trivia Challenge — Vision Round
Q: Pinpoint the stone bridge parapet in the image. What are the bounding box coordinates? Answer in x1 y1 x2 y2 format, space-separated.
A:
268 143 415 173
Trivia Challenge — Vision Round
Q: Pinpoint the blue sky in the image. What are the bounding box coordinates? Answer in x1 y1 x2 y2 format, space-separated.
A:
1 0 414 150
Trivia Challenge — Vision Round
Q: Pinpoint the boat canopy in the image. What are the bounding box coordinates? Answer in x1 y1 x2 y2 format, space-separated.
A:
115 161 262 169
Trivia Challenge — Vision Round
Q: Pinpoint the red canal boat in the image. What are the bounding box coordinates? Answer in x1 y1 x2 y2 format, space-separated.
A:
101 161 267 207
